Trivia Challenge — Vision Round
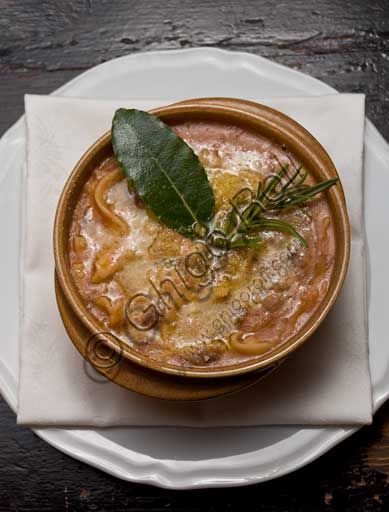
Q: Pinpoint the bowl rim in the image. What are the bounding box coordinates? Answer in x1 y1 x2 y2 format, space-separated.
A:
53 97 350 379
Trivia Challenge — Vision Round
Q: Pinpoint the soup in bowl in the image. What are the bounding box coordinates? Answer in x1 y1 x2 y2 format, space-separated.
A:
54 98 350 378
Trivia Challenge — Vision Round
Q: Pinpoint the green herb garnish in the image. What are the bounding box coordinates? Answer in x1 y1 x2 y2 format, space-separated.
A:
221 163 338 248
112 109 338 250
112 109 215 235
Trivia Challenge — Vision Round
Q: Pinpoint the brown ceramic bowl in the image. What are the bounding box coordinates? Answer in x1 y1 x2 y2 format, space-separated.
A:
54 98 350 382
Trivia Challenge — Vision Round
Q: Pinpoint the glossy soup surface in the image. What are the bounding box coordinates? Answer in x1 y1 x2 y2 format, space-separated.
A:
69 121 335 368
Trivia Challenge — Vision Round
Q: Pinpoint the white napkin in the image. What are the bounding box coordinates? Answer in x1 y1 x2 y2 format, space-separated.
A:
17 93 372 426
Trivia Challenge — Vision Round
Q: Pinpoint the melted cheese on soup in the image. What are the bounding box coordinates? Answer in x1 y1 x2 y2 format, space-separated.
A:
69 121 335 368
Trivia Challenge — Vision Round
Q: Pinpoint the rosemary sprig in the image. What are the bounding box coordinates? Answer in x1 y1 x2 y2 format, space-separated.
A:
221 163 338 249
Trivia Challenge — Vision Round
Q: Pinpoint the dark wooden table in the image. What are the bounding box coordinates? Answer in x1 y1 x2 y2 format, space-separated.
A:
1 1 389 510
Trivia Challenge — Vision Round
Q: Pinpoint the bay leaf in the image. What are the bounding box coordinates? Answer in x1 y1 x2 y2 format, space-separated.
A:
112 109 215 235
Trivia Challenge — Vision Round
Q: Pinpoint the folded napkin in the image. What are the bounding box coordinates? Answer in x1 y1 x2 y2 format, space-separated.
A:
17 93 372 426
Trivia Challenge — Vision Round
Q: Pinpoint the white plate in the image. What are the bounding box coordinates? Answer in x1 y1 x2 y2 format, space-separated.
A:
1 48 388 489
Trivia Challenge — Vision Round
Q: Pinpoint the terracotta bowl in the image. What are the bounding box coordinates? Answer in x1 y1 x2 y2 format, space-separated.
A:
54 98 350 386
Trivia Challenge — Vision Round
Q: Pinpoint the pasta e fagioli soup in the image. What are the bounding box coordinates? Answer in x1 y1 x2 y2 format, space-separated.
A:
66 106 341 372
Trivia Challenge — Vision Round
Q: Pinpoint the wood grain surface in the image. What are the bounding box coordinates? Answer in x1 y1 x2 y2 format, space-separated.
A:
1 0 389 510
